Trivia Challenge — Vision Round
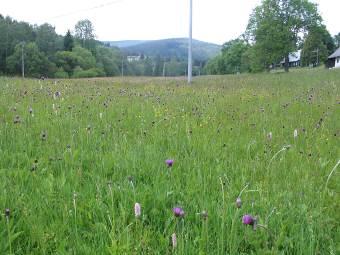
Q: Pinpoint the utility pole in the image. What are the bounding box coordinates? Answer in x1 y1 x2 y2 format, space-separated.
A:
188 0 192 84
121 56 124 77
162 61 166 77
5 19 9 73
312 48 319 66
21 42 25 78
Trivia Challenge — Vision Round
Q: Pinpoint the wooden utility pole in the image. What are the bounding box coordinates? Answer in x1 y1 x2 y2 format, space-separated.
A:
312 48 320 66
21 42 25 78
163 61 166 77
121 56 124 77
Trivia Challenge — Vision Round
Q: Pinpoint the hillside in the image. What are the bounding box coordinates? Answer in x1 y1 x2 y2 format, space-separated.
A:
105 40 148 48
106 38 221 62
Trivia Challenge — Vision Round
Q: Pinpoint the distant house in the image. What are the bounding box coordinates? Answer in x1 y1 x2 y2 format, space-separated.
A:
127 55 141 62
327 47 340 68
280 50 301 67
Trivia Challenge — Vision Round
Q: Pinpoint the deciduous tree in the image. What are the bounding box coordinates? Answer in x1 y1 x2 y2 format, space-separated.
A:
301 25 334 66
245 0 322 72
74 19 95 50
6 42 55 77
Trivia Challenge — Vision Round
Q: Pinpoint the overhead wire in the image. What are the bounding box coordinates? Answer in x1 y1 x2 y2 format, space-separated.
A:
48 0 126 20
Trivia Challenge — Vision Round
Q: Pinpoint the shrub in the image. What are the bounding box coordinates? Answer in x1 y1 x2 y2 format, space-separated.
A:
54 68 69 78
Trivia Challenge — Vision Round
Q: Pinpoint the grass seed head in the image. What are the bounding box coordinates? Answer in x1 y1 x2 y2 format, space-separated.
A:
13 115 21 124
267 132 272 140
40 131 47 141
5 208 10 218
134 203 141 218
171 233 177 249
236 197 242 208
200 210 208 220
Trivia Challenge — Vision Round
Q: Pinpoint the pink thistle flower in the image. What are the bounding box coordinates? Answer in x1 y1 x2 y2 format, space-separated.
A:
173 207 185 217
165 159 174 167
242 214 256 226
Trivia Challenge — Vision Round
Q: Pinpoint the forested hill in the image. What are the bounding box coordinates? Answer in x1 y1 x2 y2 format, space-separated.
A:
106 38 221 62
106 40 147 48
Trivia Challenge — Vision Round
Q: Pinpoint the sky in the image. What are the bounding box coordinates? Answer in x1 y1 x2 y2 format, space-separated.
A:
1 0 339 45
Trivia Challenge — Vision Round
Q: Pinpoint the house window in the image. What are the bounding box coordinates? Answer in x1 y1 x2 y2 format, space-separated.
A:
337 58 340 63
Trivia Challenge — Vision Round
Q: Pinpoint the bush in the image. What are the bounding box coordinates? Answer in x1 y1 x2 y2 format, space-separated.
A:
54 68 69 78
72 68 103 78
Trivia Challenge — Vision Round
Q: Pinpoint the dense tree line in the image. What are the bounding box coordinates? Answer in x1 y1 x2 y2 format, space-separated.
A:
0 15 125 78
0 15 205 78
206 0 338 74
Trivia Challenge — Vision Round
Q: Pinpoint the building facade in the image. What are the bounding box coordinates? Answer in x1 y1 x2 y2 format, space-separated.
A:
328 48 340 68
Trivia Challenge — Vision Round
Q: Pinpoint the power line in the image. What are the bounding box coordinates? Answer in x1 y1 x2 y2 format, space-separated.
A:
49 0 125 20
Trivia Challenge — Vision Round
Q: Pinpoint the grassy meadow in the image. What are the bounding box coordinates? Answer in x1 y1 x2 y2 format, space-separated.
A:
0 69 339 254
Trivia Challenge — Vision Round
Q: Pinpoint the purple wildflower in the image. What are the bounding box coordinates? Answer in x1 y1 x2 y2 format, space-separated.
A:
173 207 185 217
242 214 255 225
165 159 174 167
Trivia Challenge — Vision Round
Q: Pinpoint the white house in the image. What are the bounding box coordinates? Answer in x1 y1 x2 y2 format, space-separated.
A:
280 50 301 67
127 55 141 62
328 47 340 68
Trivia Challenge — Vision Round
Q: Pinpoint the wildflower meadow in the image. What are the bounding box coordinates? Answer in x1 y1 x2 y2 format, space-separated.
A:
0 69 339 254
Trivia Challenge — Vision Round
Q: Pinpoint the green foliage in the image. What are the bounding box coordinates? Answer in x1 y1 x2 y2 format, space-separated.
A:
72 46 96 70
204 54 224 75
205 39 249 74
6 42 55 77
334 33 340 48
165 58 187 76
245 0 322 72
95 46 121 76
0 16 124 78
35 23 61 56
72 67 104 78
64 30 74 52
0 16 35 72
55 51 80 75
301 25 333 66
74 19 95 50
0 70 339 254
54 68 69 78
242 46 268 73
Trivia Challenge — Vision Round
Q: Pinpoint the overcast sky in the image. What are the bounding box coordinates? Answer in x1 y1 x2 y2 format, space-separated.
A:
1 0 339 45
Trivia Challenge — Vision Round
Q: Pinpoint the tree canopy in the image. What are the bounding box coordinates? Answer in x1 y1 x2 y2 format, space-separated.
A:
301 24 335 66
205 39 249 74
206 0 335 75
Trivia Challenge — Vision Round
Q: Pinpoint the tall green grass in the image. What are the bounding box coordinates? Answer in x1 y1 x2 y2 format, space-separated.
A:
0 69 339 254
